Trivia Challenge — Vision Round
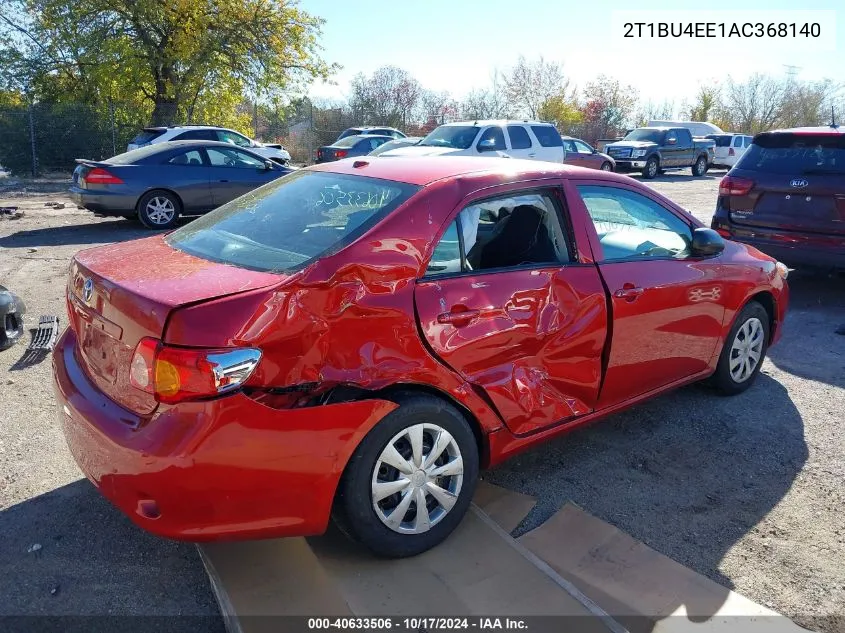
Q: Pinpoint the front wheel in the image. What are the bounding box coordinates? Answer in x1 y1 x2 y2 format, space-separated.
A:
600 161 613 172
709 301 770 395
692 155 707 177
642 156 659 179
333 393 479 558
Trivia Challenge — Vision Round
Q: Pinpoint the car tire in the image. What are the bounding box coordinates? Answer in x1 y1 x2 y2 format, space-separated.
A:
642 156 659 179
692 155 707 177
137 190 181 230
332 393 479 558
600 161 613 172
708 301 770 396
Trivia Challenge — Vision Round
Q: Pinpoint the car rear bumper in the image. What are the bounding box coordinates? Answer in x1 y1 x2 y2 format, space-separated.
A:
69 186 137 215
722 227 845 271
52 327 398 542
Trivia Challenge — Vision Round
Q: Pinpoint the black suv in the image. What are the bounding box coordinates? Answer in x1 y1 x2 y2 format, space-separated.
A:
711 126 845 272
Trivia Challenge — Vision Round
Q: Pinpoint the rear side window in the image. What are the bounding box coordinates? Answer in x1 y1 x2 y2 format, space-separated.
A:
166 171 420 272
507 125 533 149
531 125 563 147
131 129 165 145
174 129 218 141
737 134 845 175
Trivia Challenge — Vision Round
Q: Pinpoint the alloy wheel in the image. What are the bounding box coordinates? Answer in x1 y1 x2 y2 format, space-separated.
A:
371 423 464 535
145 197 176 225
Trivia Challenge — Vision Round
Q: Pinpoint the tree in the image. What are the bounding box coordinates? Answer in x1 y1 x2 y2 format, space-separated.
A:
418 90 458 128
635 99 676 127
502 56 568 119
0 0 336 125
348 66 421 128
580 75 637 141
685 84 721 122
538 94 582 132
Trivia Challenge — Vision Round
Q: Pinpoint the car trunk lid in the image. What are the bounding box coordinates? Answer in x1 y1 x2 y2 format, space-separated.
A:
67 235 284 415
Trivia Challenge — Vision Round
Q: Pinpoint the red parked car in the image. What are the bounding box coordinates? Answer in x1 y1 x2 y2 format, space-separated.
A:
53 157 789 558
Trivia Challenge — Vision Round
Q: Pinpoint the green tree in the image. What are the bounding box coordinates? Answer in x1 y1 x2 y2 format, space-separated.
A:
538 94 583 132
0 0 336 125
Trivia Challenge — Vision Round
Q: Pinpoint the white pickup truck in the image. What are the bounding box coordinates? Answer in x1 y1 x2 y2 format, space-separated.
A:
378 120 567 162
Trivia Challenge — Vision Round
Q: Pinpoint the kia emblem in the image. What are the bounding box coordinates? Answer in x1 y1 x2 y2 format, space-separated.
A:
82 278 94 303
790 179 808 188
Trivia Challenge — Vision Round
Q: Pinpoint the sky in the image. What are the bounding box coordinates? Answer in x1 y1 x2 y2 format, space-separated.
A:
301 0 842 115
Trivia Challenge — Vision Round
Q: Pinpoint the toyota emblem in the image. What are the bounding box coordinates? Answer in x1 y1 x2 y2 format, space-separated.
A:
82 278 94 303
790 179 808 188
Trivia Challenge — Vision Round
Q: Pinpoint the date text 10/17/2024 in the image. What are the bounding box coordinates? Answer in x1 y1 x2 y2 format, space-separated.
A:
307 617 529 631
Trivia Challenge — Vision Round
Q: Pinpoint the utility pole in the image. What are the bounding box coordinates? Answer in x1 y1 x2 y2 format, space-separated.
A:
783 65 801 80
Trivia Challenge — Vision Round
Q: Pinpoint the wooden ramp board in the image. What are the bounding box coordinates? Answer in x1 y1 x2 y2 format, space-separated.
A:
517 503 809 633
198 484 616 633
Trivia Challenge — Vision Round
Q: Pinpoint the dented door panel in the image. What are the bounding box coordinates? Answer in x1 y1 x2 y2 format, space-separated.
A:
414 266 608 436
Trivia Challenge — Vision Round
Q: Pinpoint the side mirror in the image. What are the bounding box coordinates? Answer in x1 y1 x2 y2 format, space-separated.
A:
263 160 275 171
691 227 725 256
477 138 497 152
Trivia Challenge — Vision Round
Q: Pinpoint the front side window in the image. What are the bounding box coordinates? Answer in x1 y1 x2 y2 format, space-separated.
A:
576 185 692 261
574 140 593 154
476 127 506 152
206 147 265 169
425 190 570 275
166 171 420 272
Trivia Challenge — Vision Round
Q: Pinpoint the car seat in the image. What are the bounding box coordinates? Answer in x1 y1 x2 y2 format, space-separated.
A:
478 205 558 269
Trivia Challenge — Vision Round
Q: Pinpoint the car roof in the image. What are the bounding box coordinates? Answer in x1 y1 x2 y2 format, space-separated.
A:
306 155 627 186
143 125 234 132
329 134 395 144
756 126 844 136
348 126 400 131
437 119 552 127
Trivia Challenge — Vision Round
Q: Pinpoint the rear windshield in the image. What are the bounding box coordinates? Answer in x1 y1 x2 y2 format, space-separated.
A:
131 129 165 145
166 171 420 272
337 128 362 140
737 133 845 175
706 135 733 147
419 125 480 149
333 135 362 148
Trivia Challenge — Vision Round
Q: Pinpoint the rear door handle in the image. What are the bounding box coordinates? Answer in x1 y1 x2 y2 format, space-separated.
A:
614 285 644 301
437 309 481 326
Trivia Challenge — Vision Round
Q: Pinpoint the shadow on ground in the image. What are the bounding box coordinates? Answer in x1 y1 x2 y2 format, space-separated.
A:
0 480 224 632
488 372 807 629
0 217 193 249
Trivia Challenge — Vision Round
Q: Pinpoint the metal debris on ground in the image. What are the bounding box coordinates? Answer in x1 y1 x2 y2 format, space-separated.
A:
0 206 23 219
10 316 60 371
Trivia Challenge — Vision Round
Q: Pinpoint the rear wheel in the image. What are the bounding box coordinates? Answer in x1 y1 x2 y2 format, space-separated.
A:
692 155 707 177
333 393 479 558
709 301 770 395
642 156 659 179
137 190 181 230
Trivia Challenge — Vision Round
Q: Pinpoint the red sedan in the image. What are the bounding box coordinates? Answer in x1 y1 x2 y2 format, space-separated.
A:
53 157 789 558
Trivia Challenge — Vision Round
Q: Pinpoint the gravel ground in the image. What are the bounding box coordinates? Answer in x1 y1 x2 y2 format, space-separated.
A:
0 170 842 632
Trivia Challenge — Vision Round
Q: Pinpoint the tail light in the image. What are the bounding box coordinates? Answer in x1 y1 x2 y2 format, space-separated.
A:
719 176 754 197
728 148 735 156
129 338 261 404
335 150 348 159
81 167 124 185
710 218 733 238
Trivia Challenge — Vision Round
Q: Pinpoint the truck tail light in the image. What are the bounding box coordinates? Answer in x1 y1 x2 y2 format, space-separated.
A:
129 338 262 404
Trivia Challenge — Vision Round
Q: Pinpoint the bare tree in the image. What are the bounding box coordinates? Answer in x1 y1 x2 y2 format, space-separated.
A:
684 84 722 122
721 74 789 134
418 89 458 127
636 99 676 126
502 56 568 119
348 66 421 128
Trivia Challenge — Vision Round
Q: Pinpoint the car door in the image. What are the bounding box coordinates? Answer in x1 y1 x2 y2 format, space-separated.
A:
205 147 274 206
573 139 601 168
505 125 535 160
663 129 682 167
161 148 214 212
567 180 727 409
414 185 609 435
562 139 582 167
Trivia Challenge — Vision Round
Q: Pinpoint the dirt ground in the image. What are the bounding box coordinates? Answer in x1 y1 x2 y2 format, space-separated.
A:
0 170 842 632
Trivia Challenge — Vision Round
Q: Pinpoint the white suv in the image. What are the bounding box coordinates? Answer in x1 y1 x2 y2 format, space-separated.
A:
127 125 291 164
378 120 566 163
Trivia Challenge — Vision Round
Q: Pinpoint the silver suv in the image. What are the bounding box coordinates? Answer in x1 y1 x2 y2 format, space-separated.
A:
127 125 291 164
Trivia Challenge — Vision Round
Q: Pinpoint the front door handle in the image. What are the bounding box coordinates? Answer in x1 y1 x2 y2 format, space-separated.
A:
528 153 536 157
437 308 481 326
614 284 644 302
218 179 229 183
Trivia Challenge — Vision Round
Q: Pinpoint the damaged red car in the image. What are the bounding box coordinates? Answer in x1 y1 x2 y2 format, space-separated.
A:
53 156 789 558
